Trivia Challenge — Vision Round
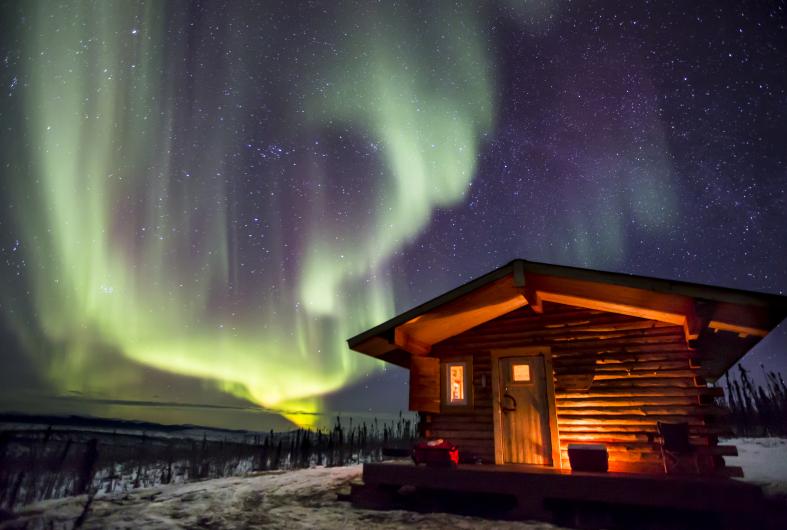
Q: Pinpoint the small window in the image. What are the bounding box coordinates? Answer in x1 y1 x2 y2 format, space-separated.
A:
444 361 468 405
512 363 531 382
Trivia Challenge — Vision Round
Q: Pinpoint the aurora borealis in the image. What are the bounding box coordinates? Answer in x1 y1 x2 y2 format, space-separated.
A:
1 1 786 431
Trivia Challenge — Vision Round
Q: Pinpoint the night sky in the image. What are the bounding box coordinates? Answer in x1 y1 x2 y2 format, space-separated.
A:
0 1 785 431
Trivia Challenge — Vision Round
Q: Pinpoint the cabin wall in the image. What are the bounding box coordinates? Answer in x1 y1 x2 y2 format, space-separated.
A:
423 302 736 475
423 350 494 463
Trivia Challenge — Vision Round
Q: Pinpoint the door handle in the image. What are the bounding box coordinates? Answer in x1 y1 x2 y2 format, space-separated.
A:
501 393 517 412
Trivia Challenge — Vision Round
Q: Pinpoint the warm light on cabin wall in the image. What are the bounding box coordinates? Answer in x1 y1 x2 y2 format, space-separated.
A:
557 419 661 473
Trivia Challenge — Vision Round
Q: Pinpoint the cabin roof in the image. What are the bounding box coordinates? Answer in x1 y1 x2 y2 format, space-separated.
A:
347 259 787 380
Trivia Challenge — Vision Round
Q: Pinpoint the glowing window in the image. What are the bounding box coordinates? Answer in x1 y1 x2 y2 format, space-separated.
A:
512 363 531 382
445 362 467 405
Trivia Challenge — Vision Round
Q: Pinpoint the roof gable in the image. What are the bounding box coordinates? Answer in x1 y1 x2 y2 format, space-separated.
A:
347 259 787 378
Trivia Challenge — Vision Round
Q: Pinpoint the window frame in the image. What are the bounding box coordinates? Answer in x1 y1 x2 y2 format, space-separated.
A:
440 355 474 412
509 359 535 386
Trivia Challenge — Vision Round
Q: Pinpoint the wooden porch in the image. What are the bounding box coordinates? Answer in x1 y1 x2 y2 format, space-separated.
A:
348 462 775 529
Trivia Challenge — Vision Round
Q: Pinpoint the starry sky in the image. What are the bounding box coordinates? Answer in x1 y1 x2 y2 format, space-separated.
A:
0 0 785 431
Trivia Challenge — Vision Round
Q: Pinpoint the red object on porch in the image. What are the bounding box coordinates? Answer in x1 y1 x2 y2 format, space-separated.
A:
412 439 459 467
567 443 609 472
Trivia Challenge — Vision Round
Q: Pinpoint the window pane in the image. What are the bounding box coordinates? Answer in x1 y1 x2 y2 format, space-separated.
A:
512 363 531 382
449 365 464 402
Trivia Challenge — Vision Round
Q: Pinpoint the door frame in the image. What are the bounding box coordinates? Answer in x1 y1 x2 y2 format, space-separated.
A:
490 347 561 467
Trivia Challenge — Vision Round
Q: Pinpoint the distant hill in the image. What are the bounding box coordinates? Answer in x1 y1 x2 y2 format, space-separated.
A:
0 411 276 436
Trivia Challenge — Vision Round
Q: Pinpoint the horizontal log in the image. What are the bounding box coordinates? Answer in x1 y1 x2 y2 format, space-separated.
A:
556 353 694 365
559 433 652 443
556 368 701 379
481 305 592 319
589 377 699 387
556 396 702 407
499 323 663 339
557 415 708 425
557 377 595 392
425 420 493 430
428 423 493 432
565 322 668 333
428 412 492 421
427 411 493 419
484 309 676 330
553 345 694 357
556 387 723 398
568 422 726 435
590 370 700 380
555 360 691 372
480 310 639 326
467 317 665 340
467 307 609 326
428 411 493 419
557 424 657 433
556 406 727 417
447 343 689 356
572 447 742 466
552 330 685 343
424 420 492 426
426 430 492 440
452 334 688 353
561 441 734 455
560 441 659 451
558 424 731 436
559 433 719 446
459 329 685 348
551 337 688 349
571 357 691 367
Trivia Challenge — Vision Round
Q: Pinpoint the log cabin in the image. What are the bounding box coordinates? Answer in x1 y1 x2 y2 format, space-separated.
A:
348 259 787 476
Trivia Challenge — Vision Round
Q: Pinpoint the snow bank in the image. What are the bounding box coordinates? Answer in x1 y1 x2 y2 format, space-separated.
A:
725 437 787 497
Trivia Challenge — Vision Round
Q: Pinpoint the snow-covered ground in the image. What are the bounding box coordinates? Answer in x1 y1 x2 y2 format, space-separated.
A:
725 436 787 498
3 437 785 530
0 466 563 530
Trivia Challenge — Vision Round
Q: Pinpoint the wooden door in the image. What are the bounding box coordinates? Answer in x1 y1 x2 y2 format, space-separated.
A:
498 355 552 465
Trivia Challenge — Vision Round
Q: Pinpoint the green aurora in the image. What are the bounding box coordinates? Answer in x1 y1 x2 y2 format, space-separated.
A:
0 2 494 427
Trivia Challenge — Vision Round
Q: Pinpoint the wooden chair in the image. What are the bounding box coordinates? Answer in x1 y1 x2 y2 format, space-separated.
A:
657 421 701 474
